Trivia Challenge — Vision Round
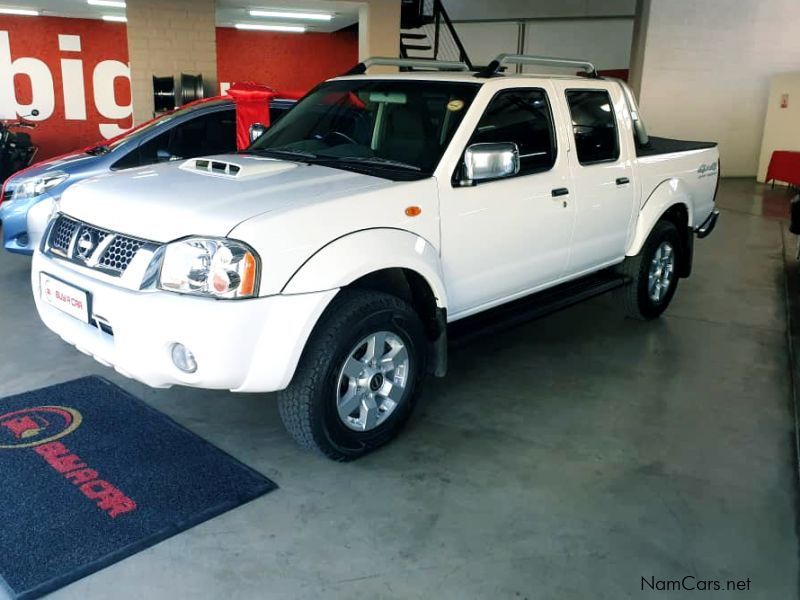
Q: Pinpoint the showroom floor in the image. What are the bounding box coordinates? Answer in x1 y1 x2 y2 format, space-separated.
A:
0 179 797 599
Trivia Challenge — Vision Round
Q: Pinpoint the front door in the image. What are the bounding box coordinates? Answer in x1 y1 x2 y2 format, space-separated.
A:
439 86 575 319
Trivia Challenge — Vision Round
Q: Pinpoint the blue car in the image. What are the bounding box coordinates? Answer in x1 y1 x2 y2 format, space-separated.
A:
0 95 295 255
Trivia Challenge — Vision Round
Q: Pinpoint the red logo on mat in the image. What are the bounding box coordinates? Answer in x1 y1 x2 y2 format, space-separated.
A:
35 441 137 518
0 406 81 449
2 415 47 439
0 406 137 518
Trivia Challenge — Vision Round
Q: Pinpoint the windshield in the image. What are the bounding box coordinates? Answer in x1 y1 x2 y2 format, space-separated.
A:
248 79 480 179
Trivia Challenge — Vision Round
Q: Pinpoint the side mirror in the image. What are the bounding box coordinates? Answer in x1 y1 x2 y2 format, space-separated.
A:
156 149 174 162
249 123 268 143
461 142 520 186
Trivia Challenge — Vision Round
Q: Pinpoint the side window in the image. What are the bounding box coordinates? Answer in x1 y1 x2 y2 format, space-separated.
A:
565 90 619 165
135 109 237 167
468 89 556 176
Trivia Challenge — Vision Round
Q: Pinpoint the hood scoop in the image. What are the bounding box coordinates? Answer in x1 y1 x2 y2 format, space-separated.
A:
179 156 298 178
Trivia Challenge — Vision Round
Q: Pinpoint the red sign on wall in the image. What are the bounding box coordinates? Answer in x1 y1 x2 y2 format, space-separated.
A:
0 16 132 160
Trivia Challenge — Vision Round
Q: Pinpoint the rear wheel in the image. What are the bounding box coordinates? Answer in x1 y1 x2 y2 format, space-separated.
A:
277 289 427 461
617 220 681 319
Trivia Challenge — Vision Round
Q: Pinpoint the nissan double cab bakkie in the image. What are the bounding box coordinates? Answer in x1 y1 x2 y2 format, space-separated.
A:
32 55 720 461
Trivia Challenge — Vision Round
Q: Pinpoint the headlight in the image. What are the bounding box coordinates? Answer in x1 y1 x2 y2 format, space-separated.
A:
12 171 69 201
158 237 259 299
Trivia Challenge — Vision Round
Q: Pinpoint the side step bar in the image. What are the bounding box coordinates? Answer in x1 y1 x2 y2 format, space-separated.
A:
448 270 629 347
695 210 719 239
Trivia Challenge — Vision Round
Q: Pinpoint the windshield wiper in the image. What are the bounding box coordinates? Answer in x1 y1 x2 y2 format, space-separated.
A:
245 148 319 160
331 156 421 171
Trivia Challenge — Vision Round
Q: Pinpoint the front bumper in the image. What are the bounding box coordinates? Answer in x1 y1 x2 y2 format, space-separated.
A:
32 251 338 392
1 194 55 255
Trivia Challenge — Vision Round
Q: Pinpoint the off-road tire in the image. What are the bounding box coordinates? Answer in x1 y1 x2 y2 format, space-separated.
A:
277 289 427 461
616 220 681 320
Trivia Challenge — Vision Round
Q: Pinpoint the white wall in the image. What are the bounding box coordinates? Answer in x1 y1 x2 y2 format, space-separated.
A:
452 22 520 67
523 19 634 71
445 0 635 21
757 73 800 182
633 0 800 177
454 18 634 71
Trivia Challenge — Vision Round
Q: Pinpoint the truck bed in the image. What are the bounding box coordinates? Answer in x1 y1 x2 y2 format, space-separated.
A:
636 136 718 158
636 140 719 230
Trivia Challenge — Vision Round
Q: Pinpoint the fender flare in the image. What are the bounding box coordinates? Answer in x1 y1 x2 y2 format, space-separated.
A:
281 228 449 309
627 178 694 257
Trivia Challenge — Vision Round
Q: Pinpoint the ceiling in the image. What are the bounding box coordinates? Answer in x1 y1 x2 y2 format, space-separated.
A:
1 0 361 33
217 0 360 33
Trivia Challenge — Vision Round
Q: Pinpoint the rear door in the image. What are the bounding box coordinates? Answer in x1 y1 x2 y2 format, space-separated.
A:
555 84 636 275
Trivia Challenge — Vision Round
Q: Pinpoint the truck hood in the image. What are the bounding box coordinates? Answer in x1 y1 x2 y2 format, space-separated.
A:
59 154 392 242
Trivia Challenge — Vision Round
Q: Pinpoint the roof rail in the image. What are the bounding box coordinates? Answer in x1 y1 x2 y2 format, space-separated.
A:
475 53 598 79
343 56 470 76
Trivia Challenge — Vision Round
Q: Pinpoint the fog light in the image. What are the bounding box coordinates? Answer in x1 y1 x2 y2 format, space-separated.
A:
171 343 197 373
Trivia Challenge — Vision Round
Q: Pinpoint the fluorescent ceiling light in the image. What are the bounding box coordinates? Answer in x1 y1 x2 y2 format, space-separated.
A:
0 7 39 15
249 10 332 21
235 23 305 33
102 14 127 22
88 0 126 7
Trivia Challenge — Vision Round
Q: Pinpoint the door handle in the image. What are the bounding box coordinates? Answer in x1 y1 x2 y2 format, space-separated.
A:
616 177 630 186
551 187 569 197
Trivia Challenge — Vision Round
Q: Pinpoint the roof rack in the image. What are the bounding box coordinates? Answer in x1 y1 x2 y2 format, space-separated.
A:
475 53 598 79
344 56 470 76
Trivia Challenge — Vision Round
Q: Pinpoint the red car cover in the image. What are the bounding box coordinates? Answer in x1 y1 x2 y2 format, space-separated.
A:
227 82 304 151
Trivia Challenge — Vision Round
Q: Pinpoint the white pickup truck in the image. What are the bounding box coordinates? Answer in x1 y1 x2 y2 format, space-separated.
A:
31 55 720 460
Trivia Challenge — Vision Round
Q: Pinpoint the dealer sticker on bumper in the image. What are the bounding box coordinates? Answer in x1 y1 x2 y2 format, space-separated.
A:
40 273 90 324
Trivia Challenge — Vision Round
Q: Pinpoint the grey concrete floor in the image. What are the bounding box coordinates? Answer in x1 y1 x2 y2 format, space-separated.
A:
0 178 797 599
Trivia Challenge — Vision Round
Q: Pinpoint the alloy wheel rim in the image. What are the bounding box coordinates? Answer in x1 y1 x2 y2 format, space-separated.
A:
647 241 675 303
335 331 410 432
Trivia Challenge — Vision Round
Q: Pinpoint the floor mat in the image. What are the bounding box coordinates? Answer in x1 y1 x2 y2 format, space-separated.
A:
0 376 277 600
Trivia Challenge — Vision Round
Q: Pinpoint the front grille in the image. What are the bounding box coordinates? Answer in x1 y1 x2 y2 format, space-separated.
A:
51 215 80 253
45 214 153 277
98 236 146 273
82 225 109 245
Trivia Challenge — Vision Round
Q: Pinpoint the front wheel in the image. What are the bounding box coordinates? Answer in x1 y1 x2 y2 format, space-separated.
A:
616 220 681 319
277 289 427 461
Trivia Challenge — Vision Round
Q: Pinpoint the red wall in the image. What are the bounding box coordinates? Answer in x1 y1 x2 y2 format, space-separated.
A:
0 16 131 160
0 17 358 160
216 27 358 95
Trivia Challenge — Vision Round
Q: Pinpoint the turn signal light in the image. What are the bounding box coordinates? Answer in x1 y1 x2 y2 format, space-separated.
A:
405 206 422 217
240 252 257 296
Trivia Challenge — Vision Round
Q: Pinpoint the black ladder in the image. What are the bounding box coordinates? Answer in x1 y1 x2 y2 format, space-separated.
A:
400 0 472 69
